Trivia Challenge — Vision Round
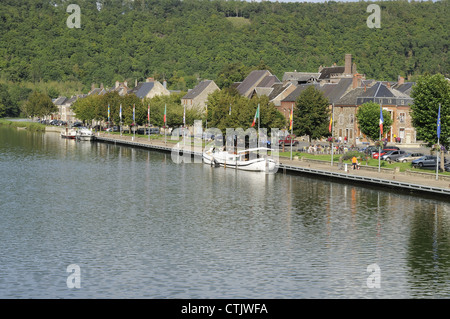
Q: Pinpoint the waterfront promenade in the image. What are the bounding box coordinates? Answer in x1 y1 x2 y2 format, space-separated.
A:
94 132 450 197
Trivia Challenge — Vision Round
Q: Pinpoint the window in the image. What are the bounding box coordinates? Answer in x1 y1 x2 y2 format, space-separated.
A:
399 112 405 123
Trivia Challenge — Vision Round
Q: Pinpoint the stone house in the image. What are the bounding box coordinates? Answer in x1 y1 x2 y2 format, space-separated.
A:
333 78 415 145
53 95 83 124
130 77 170 99
181 80 220 112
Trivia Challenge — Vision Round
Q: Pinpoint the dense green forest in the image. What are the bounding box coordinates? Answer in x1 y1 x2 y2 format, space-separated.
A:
0 0 448 112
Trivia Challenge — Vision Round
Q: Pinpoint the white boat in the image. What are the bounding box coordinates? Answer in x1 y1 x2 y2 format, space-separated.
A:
61 127 77 139
203 146 277 172
76 127 95 141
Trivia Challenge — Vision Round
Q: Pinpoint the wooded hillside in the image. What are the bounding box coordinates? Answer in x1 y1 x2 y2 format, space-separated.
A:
0 0 448 93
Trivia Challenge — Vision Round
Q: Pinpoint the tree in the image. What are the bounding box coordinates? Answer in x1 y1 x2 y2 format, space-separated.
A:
410 73 450 148
410 73 450 170
356 102 393 141
21 91 56 118
292 85 330 142
206 89 284 134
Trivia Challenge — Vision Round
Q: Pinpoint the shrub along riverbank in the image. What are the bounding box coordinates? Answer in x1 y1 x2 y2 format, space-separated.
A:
0 119 46 132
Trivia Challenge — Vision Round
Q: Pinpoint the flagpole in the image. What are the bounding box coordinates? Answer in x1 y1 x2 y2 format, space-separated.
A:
436 103 441 180
148 104 150 142
133 103 136 141
164 103 167 145
119 103 122 136
258 104 260 148
331 103 334 166
378 104 382 173
290 104 293 161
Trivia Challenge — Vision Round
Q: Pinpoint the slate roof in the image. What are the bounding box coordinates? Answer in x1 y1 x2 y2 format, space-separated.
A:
393 82 415 95
281 84 317 102
282 72 320 83
256 75 281 88
335 87 366 105
182 80 213 100
131 82 155 99
88 88 101 96
319 66 345 80
236 70 271 97
268 83 291 100
65 96 78 105
53 96 67 105
325 78 353 104
335 81 414 106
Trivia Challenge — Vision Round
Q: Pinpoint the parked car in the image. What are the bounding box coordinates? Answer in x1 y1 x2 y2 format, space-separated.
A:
411 155 447 168
396 152 425 163
372 148 399 159
363 145 379 156
278 135 298 146
380 150 407 162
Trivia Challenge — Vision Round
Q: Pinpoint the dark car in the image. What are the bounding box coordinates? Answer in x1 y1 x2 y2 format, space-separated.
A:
411 155 447 168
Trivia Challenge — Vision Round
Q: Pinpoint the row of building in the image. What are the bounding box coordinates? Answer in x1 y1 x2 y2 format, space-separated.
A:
181 54 416 145
53 53 417 145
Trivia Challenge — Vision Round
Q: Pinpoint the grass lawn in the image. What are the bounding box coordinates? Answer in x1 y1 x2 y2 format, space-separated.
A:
277 150 450 175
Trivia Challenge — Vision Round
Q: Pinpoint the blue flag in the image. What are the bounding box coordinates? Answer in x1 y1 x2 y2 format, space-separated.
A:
437 104 441 139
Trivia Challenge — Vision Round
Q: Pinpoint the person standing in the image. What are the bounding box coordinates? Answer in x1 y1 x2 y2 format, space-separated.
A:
352 156 358 170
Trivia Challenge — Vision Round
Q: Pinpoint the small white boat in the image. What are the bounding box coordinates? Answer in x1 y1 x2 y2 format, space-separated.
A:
76 127 95 141
61 127 77 139
203 146 277 172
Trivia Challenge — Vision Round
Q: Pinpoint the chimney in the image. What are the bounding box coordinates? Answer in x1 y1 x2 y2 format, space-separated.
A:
352 73 362 89
345 54 352 75
163 80 167 89
135 79 138 87
100 83 104 90
124 81 128 88
91 83 95 91
146 77 154 82
115 81 120 88
398 75 405 85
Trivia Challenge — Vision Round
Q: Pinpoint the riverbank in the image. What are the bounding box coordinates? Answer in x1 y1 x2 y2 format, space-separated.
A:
0 118 46 132
92 132 450 198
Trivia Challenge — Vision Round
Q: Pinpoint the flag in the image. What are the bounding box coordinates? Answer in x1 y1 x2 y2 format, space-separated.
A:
229 104 231 116
328 115 332 133
379 106 384 136
164 104 167 124
107 104 110 122
289 108 293 131
437 104 441 139
148 105 150 122
183 104 186 126
133 103 135 124
119 104 122 121
251 105 259 127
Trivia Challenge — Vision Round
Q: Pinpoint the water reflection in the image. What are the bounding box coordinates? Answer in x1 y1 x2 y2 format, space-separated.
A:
1 126 450 298
407 202 450 297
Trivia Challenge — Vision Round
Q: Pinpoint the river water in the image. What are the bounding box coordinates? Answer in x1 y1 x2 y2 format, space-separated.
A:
1 126 450 299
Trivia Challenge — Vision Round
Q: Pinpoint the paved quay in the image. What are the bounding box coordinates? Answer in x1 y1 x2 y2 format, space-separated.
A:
95 132 450 198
